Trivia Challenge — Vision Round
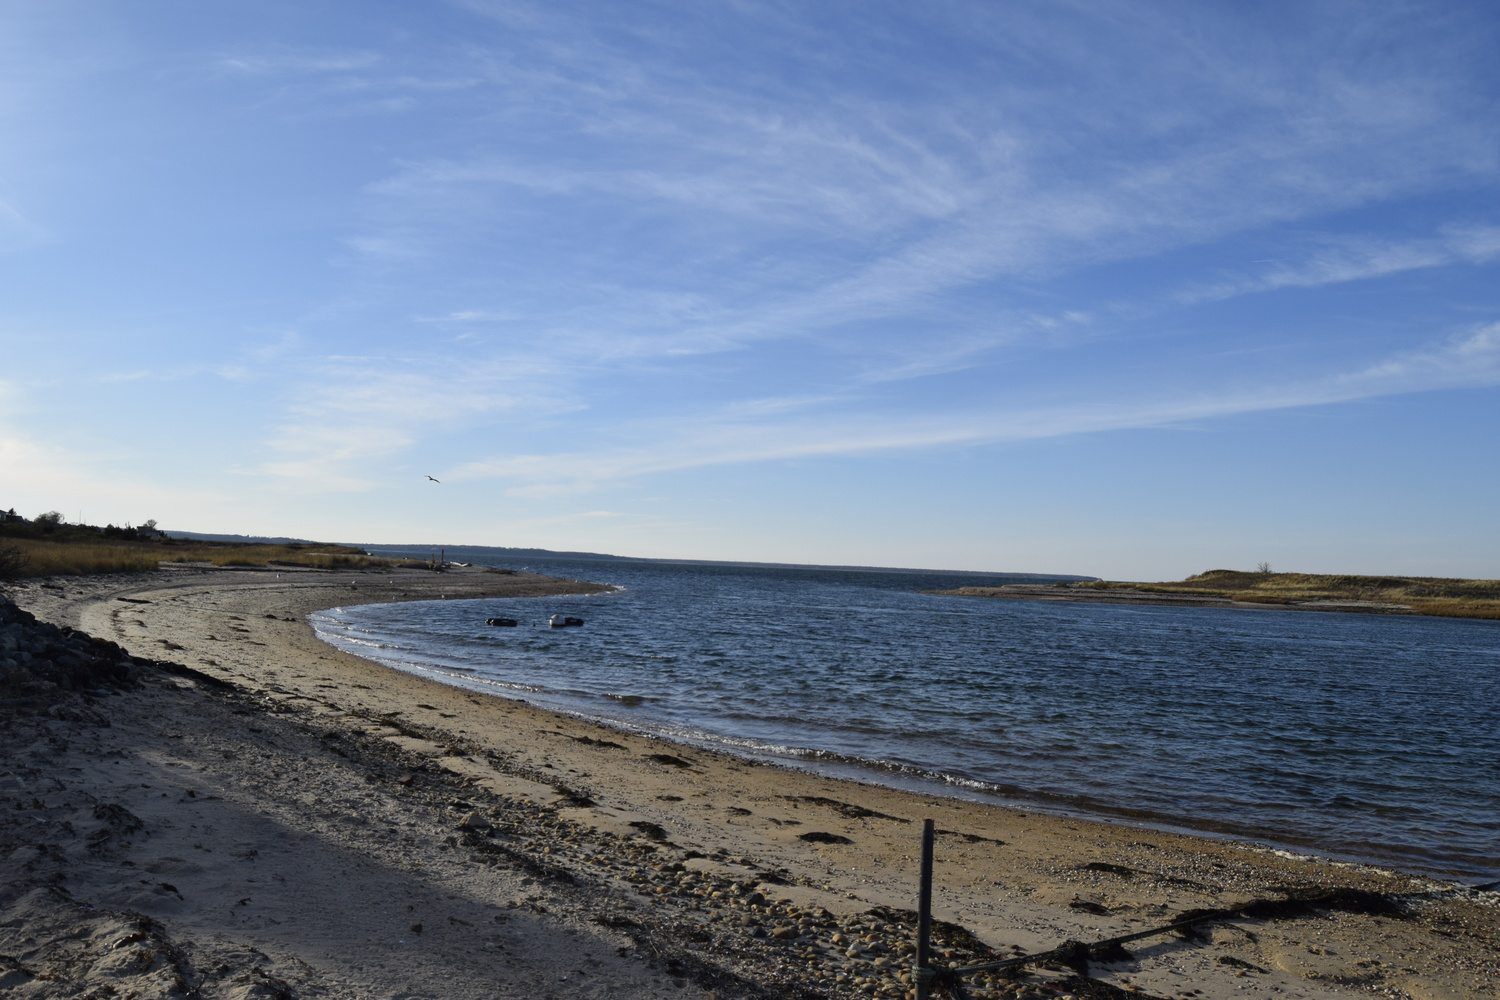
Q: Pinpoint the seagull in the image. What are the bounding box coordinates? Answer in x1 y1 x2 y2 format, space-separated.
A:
425 475 441 483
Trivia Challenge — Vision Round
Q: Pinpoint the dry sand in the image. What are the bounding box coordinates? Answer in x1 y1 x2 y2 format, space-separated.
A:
3 565 1496 1000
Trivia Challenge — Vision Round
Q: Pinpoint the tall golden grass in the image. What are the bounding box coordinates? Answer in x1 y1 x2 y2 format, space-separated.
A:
3 540 158 577
1087 569 1500 620
1 538 412 579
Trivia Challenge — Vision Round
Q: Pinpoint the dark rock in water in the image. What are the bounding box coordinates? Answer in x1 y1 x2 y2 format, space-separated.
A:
485 617 518 627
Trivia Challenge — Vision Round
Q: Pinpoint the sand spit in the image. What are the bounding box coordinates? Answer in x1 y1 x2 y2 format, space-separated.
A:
3 566 1496 1000
931 586 1418 615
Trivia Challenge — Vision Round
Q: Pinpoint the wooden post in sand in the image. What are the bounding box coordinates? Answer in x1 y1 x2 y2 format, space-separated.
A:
915 818 935 1000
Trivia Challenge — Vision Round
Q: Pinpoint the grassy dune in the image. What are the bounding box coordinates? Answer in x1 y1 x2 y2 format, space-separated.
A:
1082 570 1500 619
1 534 411 580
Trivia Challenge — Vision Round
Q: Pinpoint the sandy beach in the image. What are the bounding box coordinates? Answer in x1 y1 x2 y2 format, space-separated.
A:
3 566 1497 1000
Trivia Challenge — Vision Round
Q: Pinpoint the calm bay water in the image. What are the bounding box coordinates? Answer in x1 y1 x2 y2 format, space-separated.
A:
311 555 1500 879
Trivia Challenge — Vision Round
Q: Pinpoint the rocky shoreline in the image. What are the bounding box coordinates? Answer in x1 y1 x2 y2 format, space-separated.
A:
1 594 144 713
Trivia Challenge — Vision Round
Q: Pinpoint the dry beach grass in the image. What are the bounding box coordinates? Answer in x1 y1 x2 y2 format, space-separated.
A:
0 538 404 579
2 565 1496 1000
936 570 1500 620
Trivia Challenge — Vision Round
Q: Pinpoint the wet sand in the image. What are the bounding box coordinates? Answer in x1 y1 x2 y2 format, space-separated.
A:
3 566 1496 1000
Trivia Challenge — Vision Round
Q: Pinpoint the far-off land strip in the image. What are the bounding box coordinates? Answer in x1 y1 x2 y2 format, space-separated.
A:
3 564 1497 1000
932 568 1500 619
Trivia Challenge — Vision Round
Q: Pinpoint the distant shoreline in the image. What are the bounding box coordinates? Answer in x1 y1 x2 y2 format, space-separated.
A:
931 569 1500 620
927 584 1420 615
353 541 1096 581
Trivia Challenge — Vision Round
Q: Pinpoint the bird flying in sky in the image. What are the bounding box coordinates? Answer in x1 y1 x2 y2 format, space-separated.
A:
425 475 440 483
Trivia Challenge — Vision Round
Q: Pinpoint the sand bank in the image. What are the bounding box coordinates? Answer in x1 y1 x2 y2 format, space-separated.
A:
929 586 1418 615
3 566 1496 1000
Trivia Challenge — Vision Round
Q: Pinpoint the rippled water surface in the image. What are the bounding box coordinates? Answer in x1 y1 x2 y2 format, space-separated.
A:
311 556 1500 878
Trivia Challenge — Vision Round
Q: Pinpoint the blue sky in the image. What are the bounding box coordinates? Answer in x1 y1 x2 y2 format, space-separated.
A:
2 0 1498 579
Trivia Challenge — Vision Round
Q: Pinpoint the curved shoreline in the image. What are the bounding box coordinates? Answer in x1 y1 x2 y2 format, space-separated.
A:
315 607 1495 881
7 567 1499 1000
312 588 1498 883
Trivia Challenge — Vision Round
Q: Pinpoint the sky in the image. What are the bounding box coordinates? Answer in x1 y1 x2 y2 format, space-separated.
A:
1 0 1498 580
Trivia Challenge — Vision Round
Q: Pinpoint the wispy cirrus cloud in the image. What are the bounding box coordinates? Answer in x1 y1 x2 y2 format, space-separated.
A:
413 309 520 324
451 322 1500 496
1 0 1498 585
216 49 382 76
1338 320 1500 391
1184 226 1500 303
257 355 581 490
232 3 1500 515
342 6 1499 383
366 107 971 237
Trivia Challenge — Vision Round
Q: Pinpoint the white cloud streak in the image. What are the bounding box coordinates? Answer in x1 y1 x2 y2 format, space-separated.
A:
343 1 1500 378
216 50 382 76
9 0 1493 539
193 3 1500 512
1185 226 1500 303
257 356 582 490
451 323 1500 495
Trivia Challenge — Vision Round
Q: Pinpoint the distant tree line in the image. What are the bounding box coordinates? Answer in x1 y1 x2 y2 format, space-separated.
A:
0 508 166 541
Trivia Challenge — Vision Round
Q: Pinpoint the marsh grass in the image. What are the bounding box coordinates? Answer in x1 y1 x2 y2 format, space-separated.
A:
4 541 160 577
1088 569 1500 620
172 545 391 570
2 536 412 579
